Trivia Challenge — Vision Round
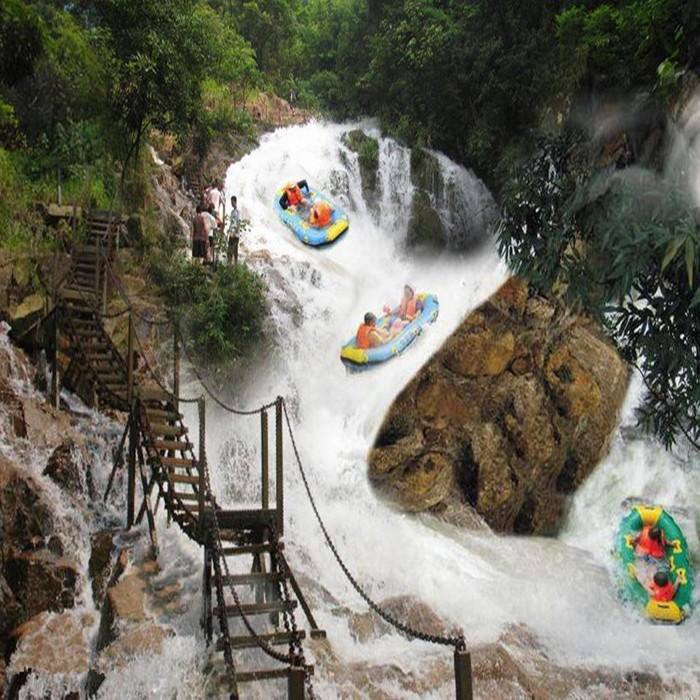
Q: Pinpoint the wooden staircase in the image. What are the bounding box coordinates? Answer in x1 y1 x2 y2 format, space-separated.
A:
205 510 314 695
53 228 320 697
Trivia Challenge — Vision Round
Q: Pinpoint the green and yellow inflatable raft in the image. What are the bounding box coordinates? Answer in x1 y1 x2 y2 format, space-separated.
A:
616 504 694 623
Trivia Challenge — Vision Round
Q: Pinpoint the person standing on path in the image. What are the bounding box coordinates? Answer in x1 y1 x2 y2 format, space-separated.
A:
227 195 242 265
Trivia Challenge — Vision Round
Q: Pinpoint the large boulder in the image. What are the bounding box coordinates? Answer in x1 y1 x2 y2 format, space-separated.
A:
368 278 629 534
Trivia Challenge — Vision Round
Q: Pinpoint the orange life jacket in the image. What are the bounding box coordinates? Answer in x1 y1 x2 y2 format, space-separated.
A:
286 184 303 206
356 323 373 349
649 578 675 602
309 201 332 227
636 526 666 559
400 296 418 319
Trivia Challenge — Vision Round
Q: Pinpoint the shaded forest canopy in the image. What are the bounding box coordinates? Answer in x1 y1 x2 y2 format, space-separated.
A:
1 0 699 447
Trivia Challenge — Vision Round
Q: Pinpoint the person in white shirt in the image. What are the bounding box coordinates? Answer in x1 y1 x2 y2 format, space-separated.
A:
227 195 241 265
208 180 223 217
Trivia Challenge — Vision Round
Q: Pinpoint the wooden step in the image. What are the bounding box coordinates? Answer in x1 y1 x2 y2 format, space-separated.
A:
221 543 280 556
213 600 297 618
216 630 305 652
97 374 127 385
149 423 187 437
166 473 199 485
60 289 96 302
221 572 281 586
151 439 194 452
139 387 173 402
235 668 291 683
145 408 183 421
104 383 127 392
172 492 199 502
160 456 197 469
85 352 113 361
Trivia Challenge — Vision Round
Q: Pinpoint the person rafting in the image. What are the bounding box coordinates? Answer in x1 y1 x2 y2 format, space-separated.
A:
648 570 680 602
356 312 388 349
384 285 423 322
279 180 310 209
308 200 333 227
634 525 668 559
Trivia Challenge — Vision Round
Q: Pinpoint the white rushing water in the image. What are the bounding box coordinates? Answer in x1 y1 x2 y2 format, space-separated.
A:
11 118 699 698
207 119 700 693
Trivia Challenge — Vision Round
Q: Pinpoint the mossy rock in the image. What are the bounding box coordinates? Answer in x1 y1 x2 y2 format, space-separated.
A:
341 129 379 205
406 190 445 248
410 148 443 200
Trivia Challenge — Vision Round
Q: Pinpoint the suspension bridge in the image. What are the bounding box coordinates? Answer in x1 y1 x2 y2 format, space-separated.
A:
29 208 473 699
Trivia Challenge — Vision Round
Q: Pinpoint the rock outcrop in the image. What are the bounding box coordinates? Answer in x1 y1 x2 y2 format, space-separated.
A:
368 277 629 534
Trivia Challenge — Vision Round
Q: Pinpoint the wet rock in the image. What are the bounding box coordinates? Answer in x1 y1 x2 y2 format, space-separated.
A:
89 530 117 608
410 147 444 198
43 438 92 497
0 455 55 556
0 575 23 657
8 610 95 678
341 129 379 208
406 189 445 248
5 550 77 618
369 277 629 534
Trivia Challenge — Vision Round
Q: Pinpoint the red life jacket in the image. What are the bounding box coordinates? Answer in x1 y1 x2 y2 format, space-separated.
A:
309 201 332 227
636 526 665 559
286 185 303 206
649 578 675 602
356 324 373 349
400 296 418 319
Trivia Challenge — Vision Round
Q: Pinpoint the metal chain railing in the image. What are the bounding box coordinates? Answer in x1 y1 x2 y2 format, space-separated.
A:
270 522 316 699
281 400 466 652
201 464 300 668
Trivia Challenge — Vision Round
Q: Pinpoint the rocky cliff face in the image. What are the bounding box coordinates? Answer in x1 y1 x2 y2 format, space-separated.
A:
368 277 629 534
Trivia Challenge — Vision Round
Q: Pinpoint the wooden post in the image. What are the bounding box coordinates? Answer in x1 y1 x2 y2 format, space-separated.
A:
127 311 135 407
86 165 92 210
198 396 207 539
173 319 180 405
94 236 101 299
127 410 137 529
454 649 473 700
102 217 111 314
261 409 269 509
275 396 283 536
57 167 62 206
288 665 305 700
201 545 213 643
52 305 60 410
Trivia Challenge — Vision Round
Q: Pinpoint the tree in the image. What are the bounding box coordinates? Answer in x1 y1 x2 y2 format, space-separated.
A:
87 0 212 172
499 126 700 448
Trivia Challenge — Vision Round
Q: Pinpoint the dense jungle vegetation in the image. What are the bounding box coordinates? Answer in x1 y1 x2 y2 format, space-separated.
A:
1 0 698 445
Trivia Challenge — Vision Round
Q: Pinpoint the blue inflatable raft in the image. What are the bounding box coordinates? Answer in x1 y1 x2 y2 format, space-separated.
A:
273 182 348 246
340 294 439 368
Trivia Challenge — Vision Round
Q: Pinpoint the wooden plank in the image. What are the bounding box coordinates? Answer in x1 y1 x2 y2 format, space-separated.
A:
216 630 305 651
151 439 194 452
160 456 197 469
149 422 187 437
231 668 290 683
213 600 297 617
221 542 279 556
221 572 281 586
167 473 199 484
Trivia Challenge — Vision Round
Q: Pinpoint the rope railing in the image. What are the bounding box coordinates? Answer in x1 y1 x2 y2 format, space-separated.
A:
281 399 466 652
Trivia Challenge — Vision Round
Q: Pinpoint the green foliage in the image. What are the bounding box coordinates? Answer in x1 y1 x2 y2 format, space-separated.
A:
86 0 212 169
555 0 686 90
499 131 700 448
358 136 378 175
151 253 268 365
0 0 46 88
